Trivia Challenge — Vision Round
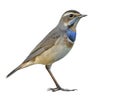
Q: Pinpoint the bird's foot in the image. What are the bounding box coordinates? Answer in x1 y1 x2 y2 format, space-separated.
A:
48 87 77 92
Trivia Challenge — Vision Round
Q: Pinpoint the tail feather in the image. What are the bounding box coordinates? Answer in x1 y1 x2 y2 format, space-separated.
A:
6 66 21 78
6 61 34 78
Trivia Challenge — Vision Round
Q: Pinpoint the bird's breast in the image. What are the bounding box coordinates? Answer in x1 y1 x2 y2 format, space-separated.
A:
66 29 76 42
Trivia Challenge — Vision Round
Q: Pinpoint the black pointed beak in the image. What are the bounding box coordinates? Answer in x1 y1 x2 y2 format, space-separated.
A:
79 14 87 18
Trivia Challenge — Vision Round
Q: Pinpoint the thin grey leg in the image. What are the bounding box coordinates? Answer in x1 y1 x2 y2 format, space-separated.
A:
45 65 77 92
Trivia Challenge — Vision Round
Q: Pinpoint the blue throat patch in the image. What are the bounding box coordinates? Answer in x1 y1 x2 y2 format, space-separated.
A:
66 29 76 42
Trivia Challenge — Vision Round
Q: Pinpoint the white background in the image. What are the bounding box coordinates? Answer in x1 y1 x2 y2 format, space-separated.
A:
0 0 120 97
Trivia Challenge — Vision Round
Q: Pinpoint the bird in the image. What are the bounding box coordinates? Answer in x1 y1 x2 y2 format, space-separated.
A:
6 10 87 92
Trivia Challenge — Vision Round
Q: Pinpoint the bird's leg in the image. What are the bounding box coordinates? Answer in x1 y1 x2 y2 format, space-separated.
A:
45 65 77 92
45 65 61 90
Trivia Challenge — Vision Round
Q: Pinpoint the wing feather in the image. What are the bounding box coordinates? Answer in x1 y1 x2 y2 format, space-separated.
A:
23 27 61 63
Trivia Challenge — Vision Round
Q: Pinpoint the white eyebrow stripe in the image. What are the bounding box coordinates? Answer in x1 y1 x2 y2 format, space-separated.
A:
63 12 74 16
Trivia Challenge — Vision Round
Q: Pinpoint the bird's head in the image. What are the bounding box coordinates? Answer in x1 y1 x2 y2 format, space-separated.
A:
58 10 87 30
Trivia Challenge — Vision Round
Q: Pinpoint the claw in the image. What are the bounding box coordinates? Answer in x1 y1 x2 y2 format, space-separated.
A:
48 87 77 92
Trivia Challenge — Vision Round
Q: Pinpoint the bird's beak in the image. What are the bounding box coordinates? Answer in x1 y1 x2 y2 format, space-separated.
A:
79 14 87 18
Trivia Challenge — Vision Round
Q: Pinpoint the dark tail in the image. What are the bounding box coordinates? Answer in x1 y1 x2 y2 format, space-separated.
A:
6 61 33 78
6 66 21 78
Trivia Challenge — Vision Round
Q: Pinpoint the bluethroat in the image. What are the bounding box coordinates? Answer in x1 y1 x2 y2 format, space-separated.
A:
7 10 87 92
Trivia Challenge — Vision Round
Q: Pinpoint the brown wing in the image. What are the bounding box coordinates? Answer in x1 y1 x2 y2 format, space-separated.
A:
23 27 61 63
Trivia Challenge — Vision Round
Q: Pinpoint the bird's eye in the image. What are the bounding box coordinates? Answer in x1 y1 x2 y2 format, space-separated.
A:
69 14 74 18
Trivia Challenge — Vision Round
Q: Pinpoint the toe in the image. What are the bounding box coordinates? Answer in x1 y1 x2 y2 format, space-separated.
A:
48 87 77 92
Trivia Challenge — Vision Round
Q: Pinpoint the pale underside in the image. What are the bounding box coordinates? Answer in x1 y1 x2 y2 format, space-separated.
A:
20 35 74 68
33 36 73 65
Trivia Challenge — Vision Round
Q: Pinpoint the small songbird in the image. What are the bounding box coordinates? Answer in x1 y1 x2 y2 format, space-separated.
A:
7 10 87 92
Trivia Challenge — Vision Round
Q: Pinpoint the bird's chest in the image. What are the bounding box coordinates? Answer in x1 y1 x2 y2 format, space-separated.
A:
66 29 76 42
50 36 73 62
49 30 76 62
35 30 76 64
